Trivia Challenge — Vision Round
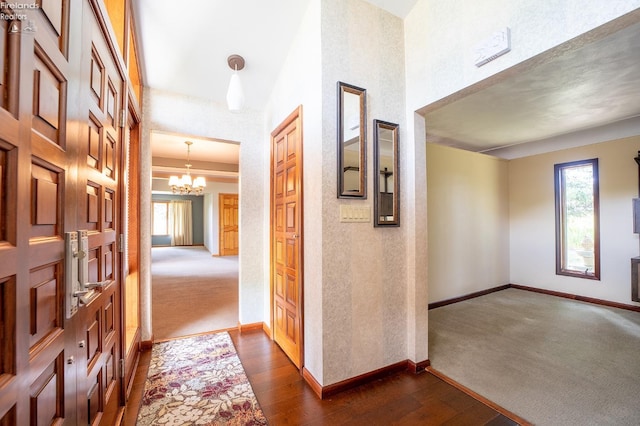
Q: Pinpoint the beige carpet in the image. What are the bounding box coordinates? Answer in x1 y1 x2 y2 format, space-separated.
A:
429 288 640 425
152 246 238 341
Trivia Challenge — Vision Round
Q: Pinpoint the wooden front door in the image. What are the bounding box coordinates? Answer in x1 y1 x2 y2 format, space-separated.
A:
219 193 238 256
0 1 126 424
270 106 303 368
79 8 125 424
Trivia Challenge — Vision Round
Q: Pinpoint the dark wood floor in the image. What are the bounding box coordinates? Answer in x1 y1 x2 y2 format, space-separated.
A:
122 329 519 425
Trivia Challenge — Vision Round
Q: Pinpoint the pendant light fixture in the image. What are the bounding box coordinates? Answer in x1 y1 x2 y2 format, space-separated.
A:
168 141 206 195
226 54 245 112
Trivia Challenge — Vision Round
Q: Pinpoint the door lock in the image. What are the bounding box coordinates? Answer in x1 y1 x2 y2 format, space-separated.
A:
64 232 81 318
65 230 110 314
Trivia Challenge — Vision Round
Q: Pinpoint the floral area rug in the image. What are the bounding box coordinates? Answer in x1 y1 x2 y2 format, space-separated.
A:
137 332 268 425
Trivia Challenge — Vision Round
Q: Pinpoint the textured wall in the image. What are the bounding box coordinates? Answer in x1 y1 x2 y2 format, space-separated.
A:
509 137 640 306
320 0 408 386
403 112 429 365
139 89 153 341
203 193 213 253
426 144 510 303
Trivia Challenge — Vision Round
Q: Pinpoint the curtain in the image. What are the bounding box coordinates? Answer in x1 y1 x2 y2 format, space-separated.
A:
168 200 193 246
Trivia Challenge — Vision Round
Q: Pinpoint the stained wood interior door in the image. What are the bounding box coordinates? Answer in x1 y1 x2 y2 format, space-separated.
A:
0 1 126 424
219 193 239 256
270 106 304 369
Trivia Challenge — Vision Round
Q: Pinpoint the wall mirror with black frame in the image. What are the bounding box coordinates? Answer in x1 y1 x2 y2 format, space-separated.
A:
373 119 399 226
337 81 366 198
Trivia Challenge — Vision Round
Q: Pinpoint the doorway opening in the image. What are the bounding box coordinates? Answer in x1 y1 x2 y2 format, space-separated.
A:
149 131 240 341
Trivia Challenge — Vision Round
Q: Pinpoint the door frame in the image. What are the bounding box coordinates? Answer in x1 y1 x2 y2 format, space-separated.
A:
269 105 304 367
120 100 142 403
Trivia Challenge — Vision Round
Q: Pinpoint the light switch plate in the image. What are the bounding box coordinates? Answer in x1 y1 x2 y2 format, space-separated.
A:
340 204 370 223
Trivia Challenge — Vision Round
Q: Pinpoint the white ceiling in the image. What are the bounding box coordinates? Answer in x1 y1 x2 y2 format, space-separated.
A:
133 0 417 112
134 2 640 169
134 0 310 112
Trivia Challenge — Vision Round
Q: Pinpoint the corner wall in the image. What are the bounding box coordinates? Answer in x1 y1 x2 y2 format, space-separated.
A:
426 144 510 303
264 0 323 380
265 0 430 387
509 137 640 306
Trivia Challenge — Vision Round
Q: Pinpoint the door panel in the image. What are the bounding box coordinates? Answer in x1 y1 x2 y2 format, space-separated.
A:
29 353 65 425
271 107 303 369
32 48 67 146
28 264 63 350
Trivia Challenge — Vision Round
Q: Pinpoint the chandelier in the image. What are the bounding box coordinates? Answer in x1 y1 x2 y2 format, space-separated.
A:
168 141 206 195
